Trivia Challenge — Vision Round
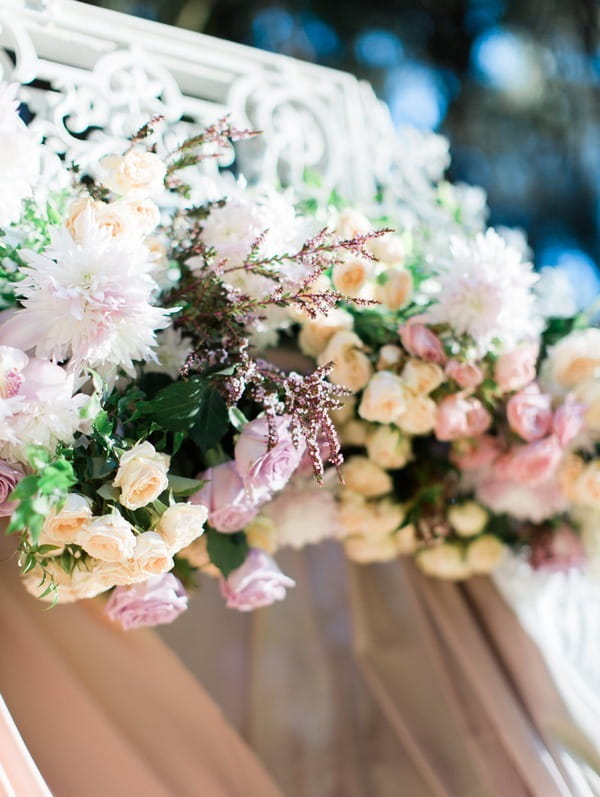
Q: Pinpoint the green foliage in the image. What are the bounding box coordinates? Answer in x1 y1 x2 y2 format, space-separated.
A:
349 307 400 347
205 528 248 578
138 376 229 452
7 448 76 543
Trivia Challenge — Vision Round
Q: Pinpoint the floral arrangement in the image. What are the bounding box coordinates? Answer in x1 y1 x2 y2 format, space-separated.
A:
1 80 599 631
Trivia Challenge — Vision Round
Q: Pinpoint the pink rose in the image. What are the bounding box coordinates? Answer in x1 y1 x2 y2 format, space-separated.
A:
235 414 305 495
220 548 295 611
506 383 553 441
435 393 492 441
450 435 502 470
528 526 585 572
399 318 447 364
190 461 260 533
445 359 484 389
0 460 22 516
494 343 539 392
493 436 562 486
553 397 586 446
105 573 188 630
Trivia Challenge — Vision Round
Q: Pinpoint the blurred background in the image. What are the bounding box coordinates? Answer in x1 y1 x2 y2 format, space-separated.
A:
82 0 600 293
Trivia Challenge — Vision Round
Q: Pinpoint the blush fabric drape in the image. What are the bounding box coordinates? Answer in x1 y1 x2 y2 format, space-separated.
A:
0 536 282 797
161 542 599 797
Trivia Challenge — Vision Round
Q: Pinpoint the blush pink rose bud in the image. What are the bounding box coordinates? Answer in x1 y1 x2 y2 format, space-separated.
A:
105 573 188 630
528 525 585 572
190 461 260 533
235 414 305 495
399 318 447 364
0 460 22 516
553 397 586 446
506 383 553 441
493 436 563 486
450 435 502 470
445 359 484 389
220 548 295 611
494 343 539 393
435 393 492 441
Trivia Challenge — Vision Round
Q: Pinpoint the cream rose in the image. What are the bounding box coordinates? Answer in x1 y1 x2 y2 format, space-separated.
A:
341 456 392 498
367 233 405 266
377 345 403 371
298 308 354 358
338 489 375 535
465 535 505 574
401 359 444 395
375 268 413 310
575 379 600 432
396 523 418 555
114 441 170 510
366 425 412 469
100 150 166 198
318 331 373 393
340 419 372 446
23 559 111 604
76 512 137 562
416 543 471 580
447 501 488 537
396 396 437 435
344 533 399 563
39 493 93 547
133 531 173 575
571 459 600 507
332 255 372 297
124 197 161 234
334 207 372 239
358 370 410 424
547 329 600 389
156 503 208 552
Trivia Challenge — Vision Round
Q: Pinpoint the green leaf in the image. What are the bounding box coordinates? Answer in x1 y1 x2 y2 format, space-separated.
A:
167 475 205 497
138 376 212 431
206 528 248 578
228 406 248 432
189 385 229 452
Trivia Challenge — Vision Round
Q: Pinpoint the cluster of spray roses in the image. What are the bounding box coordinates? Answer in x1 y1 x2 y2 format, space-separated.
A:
0 85 373 629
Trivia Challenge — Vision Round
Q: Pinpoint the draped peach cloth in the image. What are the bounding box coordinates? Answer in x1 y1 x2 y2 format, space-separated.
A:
0 536 282 797
161 542 599 797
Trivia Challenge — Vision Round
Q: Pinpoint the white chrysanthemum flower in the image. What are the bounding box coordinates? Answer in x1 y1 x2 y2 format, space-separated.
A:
423 229 540 352
187 185 313 299
0 212 171 374
0 84 40 227
534 266 578 319
143 327 192 380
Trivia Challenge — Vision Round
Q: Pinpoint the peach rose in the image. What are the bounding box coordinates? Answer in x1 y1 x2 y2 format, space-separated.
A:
337 490 405 537
100 150 166 198
124 197 160 234
375 268 413 310
574 380 600 432
377 344 403 371
546 329 600 389
332 255 372 297
567 459 600 507
434 393 491 441
133 531 174 575
494 343 539 392
416 543 471 580
156 503 208 552
39 493 93 547
465 535 504 574
298 308 353 357
367 233 405 266
445 359 484 389
401 359 445 395
318 331 373 393
178 536 221 577
447 501 488 537
506 383 553 441
340 419 372 446
366 425 412 470
344 533 399 563
399 319 446 364
113 441 170 510
334 207 372 239
358 370 410 424
77 512 137 562
341 456 392 498
396 395 438 435
450 435 502 470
